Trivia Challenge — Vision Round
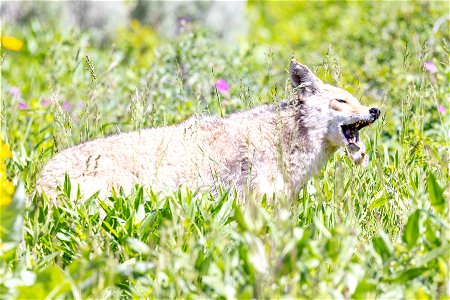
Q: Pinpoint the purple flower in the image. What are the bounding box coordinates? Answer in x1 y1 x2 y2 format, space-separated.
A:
215 79 230 93
437 105 446 114
18 102 26 110
40 98 50 107
179 16 190 25
62 101 71 111
424 61 438 74
9 86 21 99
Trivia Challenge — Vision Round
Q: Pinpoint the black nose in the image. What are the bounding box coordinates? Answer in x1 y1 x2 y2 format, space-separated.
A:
370 107 381 119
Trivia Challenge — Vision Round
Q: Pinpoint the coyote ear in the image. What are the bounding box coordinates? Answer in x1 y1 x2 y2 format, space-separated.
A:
290 59 324 97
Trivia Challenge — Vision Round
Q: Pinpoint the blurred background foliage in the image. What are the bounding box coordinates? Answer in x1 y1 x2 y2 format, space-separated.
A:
1 1 449 299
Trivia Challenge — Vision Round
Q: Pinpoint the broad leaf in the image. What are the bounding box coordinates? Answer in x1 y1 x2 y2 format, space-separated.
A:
402 209 420 249
427 172 445 214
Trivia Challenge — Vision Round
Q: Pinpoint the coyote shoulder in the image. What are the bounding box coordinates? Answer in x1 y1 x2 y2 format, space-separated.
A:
37 59 380 199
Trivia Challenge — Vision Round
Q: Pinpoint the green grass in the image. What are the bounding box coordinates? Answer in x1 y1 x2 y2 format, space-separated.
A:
1 2 449 299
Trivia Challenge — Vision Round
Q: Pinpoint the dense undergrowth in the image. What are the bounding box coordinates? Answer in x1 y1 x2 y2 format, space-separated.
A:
1 2 449 299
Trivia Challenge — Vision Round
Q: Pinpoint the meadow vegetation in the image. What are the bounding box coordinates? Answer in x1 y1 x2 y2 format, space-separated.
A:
1 2 449 298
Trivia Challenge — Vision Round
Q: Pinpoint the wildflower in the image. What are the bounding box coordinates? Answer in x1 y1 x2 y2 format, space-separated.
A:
176 17 191 35
0 176 14 206
40 98 50 107
62 101 71 111
179 16 190 25
18 102 26 110
437 105 446 114
424 61 437 74
9 86 21 99
215 79 230 93
0 139 14 206
1 35 23 51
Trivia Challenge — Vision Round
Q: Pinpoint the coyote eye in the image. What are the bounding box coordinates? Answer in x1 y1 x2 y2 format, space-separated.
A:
337 99 347 104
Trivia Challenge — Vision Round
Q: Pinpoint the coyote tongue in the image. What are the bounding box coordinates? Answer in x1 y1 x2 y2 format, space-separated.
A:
343 126 359 145
342 123 368 166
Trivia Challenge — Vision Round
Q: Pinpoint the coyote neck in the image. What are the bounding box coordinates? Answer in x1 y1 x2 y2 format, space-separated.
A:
284 106 336 192
234 105 337 196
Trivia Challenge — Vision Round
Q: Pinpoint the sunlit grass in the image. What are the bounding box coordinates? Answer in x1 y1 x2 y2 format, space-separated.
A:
1 2 449 299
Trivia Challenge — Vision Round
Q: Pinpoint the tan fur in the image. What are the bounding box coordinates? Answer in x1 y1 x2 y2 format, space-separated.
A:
36 59 380 200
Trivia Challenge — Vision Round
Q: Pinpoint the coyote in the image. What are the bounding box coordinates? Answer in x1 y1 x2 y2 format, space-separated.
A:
36 59 380 200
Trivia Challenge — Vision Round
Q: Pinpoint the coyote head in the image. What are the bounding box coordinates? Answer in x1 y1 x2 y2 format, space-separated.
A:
290 59 380 165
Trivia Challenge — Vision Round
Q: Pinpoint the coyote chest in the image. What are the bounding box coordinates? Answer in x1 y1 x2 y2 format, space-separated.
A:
36 59 380 200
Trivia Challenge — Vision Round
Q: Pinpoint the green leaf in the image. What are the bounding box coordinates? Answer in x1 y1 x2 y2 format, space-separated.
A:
387 267 428 282
233 204 248 231
17 266 70 298
370 190 388 209
402 209 420 249
353 279 376 299
373 231 393 262
416 247 447 267
126 237 150 254
56 232 71 242
237 285 253 299
427 172 445 213
0 183 25 251
63 173 71 199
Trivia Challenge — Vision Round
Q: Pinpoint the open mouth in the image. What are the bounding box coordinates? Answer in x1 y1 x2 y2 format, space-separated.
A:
340 120 373 166
341 120 372 146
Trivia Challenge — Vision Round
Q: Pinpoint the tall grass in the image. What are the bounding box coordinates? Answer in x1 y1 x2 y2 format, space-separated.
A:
1 2 449 299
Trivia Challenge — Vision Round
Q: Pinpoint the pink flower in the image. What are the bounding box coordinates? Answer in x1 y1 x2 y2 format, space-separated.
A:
62 101 71 111
215 79 230 93
424 61 437 74
437 105 446 114
9 86 21 99
40 98 50 107
18 102 26 110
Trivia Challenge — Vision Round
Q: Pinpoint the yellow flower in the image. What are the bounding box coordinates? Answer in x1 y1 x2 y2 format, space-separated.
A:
0 180 14 206
0 138 14 206
415 287 430 300
1 35 23 52
0 142 12 161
